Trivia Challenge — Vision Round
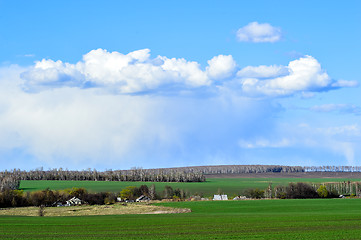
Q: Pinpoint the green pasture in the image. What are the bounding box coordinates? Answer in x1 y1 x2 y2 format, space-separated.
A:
20 177 361 197
2 199 361 239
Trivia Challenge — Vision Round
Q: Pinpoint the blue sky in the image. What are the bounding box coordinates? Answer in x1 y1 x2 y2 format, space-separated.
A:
0 0 360 170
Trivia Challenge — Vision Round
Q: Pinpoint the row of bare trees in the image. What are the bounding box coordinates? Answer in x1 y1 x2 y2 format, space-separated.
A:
0 176 20 191
169 165 305 174
0 167 205 183
304 166 361 172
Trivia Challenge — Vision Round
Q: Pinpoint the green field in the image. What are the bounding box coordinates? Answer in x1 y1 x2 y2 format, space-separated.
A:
20 177 361 197
2 199 361 239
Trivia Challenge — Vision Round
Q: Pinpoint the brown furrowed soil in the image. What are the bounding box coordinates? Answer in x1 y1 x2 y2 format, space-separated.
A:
0 203 191 217
206 172 361 178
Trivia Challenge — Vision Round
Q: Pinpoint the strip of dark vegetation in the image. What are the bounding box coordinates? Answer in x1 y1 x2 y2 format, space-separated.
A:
0 184 187 209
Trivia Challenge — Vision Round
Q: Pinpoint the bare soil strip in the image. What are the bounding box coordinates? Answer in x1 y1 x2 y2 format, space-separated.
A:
0 203 191 217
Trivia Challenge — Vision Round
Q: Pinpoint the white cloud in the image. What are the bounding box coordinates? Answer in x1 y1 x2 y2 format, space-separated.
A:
0 64 359 169
22 48 211 94
1 65 279 169
238 123 361 165
206 55 237 79
236 55 355 97
20 49 356 99
239 138 291 149
310 104 361 115
331 79 359 88
237 65 288 78
236 22 282 43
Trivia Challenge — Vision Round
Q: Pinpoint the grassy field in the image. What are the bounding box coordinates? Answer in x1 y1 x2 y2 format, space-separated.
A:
20 177 361 197
0 203 191 217
1 198 361 239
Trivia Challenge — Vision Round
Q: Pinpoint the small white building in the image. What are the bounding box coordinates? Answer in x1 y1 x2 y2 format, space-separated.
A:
136 195 151 202
233 196 247 200
66 197 82 206
213 194 228 200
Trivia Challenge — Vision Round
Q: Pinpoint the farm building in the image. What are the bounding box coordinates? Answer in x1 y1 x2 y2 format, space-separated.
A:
233 196 247 200
66 197 82 206
213 195 228 200
136 195 151 202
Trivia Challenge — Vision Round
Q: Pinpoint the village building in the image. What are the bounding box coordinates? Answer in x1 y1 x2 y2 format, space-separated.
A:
213 194 228 200
136 195 151 202
66 197 82 206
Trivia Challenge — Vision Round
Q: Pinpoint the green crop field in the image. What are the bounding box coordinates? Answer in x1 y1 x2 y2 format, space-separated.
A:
20 177 361 197
1 199 361 239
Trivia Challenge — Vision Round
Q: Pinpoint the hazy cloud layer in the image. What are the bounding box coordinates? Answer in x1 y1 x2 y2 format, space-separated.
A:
238 123 361 165
236 22 282 43
1 49 359 169
310 104 361 115
0 65 277 169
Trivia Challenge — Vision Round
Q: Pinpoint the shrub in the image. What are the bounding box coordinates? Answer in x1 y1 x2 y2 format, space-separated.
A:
317 185 328 198
119 186 139 200
244 188 264 199
286 183 318 199
163 186 174 199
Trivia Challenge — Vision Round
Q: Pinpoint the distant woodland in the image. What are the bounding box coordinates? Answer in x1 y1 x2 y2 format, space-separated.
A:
2 165 361 191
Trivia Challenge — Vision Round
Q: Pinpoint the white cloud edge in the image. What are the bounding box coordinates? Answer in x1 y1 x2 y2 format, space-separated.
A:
236 22 282 43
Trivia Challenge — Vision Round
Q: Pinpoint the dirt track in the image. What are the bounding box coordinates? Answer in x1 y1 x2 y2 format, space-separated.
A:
206 172 361 178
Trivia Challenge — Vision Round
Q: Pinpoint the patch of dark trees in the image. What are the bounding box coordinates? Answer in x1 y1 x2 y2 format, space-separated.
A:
0 184 188 208
244 182 341 199
0 187 118 208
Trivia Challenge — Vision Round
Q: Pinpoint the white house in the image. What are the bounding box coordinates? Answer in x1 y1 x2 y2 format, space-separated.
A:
213 194 228 200
136 195 151 202
66 197 82 206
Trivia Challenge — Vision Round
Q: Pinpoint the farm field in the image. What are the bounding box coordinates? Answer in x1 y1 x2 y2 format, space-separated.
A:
1 198 361 239
20 177 361 197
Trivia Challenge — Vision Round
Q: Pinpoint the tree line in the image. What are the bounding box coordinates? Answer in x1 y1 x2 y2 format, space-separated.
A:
244 181 361 199
170 165 305 174
304 166 361 172
0 167 205 183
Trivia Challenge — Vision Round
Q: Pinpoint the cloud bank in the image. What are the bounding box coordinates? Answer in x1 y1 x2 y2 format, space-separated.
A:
0 49 358 169
21 49 355 98
236 22 282 43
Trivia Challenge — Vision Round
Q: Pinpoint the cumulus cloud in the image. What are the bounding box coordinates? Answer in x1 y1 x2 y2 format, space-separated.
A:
206 55 237 79
20 49 356 98
235 55 357 97
236 22 282 43
21 48 212 94
0 60 359 169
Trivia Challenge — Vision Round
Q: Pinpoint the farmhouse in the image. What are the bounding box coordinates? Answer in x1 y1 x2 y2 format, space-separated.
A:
213 194 228 200
136 195 151 202
233 196 247 200
66 197 82 206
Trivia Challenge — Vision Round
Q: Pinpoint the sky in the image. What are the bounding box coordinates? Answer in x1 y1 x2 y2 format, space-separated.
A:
0 0 360 170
